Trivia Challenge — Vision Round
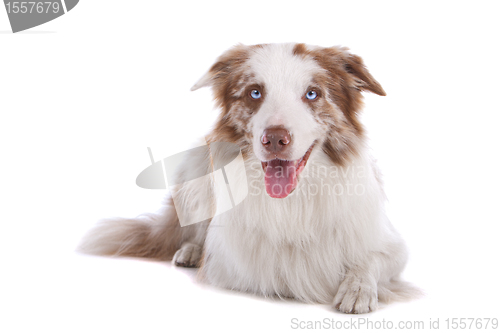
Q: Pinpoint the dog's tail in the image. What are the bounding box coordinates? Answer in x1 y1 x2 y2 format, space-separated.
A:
378 279 425 304
77 203 182 260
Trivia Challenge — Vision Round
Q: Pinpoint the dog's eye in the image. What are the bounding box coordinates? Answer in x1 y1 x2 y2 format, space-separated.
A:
305 90 318 100
250 89 262 99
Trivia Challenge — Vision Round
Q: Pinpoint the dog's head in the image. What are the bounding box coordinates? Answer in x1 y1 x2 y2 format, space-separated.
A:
192 43 385 198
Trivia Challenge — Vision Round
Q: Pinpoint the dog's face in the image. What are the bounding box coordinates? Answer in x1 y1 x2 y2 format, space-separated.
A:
192 43 385 198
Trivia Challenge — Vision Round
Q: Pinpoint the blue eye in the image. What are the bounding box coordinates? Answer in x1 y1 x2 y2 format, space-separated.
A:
250 89 262 99
305 90 318 100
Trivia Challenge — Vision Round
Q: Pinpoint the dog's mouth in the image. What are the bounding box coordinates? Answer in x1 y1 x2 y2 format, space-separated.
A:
261 143 315 199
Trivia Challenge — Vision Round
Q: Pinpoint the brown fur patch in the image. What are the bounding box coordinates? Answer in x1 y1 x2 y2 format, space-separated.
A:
292 43 309 57
300 46 386 166
202 45 267 156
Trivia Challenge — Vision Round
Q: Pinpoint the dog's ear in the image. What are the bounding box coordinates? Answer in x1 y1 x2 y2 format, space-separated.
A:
191 44 251 91
315 47 386 96
190 71 213 91
340 49 386 96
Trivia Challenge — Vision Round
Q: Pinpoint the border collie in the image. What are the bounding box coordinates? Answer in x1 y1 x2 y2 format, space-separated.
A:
79 43 419 314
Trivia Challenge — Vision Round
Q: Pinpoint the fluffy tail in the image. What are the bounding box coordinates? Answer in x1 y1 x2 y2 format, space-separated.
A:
378 278 425 304
77 205 182 260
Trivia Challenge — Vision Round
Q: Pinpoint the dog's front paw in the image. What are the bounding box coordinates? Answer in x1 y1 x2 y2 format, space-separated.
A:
333 273 378 314
173 243 202 267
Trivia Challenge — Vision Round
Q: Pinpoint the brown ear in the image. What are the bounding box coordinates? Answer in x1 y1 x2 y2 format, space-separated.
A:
342 52 386 96
191 44 251 91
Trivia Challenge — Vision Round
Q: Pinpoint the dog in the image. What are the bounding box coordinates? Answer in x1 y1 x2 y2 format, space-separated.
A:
79 43 419 314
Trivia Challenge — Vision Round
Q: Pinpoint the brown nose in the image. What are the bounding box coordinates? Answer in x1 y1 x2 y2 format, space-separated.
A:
261 127 291 153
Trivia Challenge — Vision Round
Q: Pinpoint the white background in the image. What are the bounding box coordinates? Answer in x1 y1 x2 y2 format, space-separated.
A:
1 1 499 332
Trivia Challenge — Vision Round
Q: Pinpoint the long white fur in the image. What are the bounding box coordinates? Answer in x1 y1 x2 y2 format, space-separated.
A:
201 147 412 312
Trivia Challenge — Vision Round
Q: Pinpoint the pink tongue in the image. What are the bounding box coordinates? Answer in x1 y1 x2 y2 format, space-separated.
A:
264 159 297 198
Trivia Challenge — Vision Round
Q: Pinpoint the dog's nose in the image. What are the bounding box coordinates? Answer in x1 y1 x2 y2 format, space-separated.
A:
261 127 291 153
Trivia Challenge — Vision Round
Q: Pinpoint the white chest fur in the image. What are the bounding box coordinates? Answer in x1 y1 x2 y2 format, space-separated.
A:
202 147 394 303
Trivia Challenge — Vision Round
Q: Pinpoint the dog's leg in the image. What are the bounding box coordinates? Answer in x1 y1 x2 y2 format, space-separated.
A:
333 239 409 314
172 221 209 267
173 242 203 267
333 264 378 314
